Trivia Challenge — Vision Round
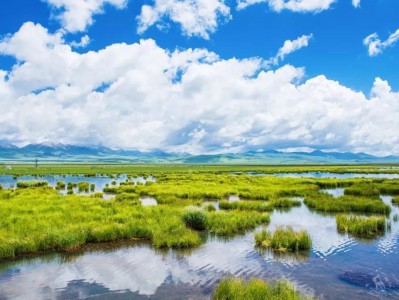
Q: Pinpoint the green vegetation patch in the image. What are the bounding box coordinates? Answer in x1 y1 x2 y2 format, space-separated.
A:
255 227 312 252
207 211 270 236
304 192 390 214
16 180 48 188
336 214 386 238
182 209 207 230
212 277 308 300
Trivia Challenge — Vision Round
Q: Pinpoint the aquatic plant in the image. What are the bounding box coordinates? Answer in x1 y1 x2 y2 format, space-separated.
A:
255 227 312 252
181 210 207 230
336 214 386 238
344 184 380 198
212 277 307 300
392 197 399 206
207 211 270 236
219 200 272 212
16 180 48 188
77 182 90 193
205 203 216 212
304 192 390 214
55 181 66 190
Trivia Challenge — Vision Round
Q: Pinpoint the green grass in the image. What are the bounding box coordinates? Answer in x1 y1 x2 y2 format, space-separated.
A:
219 200 272 212
16 180 48 188
212 277 308 300
55 181 66 190
1 164 399 260
336 214 386 238
219 198 301 213
182 209 207 230
344 184 380 198
77 182 90 193
207 211 270 236
304 192 390 214
392 196 399 206
255 227 312 252
0 188 202 260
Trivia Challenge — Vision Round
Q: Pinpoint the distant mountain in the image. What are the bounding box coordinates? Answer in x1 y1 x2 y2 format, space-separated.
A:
0 143 399 164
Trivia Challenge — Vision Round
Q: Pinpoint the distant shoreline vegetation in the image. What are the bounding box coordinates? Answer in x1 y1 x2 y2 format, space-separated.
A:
0 164 397 262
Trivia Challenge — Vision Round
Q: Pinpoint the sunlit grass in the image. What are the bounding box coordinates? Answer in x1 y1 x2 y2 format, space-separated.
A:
255 227 312 252
212 277 308 300
304 192 390 214
336 214 386 238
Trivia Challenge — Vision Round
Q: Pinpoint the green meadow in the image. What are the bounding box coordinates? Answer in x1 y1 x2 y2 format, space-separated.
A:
1 163 399 299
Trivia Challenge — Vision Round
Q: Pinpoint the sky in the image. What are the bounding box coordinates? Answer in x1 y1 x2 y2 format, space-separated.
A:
0 0 398 155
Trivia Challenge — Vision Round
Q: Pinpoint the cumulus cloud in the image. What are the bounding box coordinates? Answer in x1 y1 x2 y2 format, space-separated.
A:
352 0 360 8
70 35 91 48
1 23 399 155
267 34 313 66
364 28 399 56
44 0 128 32
237 0 335 12
136 0 231 39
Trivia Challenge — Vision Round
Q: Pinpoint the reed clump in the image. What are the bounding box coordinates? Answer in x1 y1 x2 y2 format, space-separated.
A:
16 180 48 188
336 214 386 238
212 277 307 300
304 192 390 214
182 209 207 230
255 227 312 252
207 211 270 236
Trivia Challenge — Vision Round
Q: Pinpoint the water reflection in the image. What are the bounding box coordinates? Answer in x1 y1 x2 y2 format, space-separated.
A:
0 174 156 198
140 197 158 206
1 191 399 299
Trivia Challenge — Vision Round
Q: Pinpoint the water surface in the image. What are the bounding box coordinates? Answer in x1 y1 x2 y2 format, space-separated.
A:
1 194 398 299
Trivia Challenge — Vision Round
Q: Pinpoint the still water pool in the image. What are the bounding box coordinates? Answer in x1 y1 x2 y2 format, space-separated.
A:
0 191 398 299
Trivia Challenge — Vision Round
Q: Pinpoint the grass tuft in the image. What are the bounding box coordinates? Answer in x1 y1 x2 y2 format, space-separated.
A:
212 277 308 300
255 227 312 252
336 214 386 238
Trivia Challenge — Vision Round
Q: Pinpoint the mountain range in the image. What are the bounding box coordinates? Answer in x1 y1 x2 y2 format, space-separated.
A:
1 143 399 164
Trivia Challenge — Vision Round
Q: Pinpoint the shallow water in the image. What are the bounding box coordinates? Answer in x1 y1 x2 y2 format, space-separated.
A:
255 172 399 179
0 174 155 197
1 192 398 299
140 197 158 206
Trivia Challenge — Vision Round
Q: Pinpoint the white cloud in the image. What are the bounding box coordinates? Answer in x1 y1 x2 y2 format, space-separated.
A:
44 0 128 32
1 23 399 155
137 0 231 39
363 28 399 56
267 34 313 66
237 0 335 12
352 0 360 8
70 35 91 48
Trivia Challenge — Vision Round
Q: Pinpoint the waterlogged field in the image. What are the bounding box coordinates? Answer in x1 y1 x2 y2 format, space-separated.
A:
0 164 399 299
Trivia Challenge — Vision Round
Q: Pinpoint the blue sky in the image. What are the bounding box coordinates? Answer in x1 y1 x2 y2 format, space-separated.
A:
1 0 398 92
0 0 399 154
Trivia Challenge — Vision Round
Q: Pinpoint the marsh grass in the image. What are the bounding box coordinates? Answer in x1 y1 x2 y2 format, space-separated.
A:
182 210 207 230
56 181 66 190
207 211 270 236
212 277 307 300
219 198 301 213
219 200 272 212
0 188 203 260
344 184 380 198
77 182 90 193
16 180 48 188
255 227 312 252
336 214 386 238
304 192 390 214
392 197 399 206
